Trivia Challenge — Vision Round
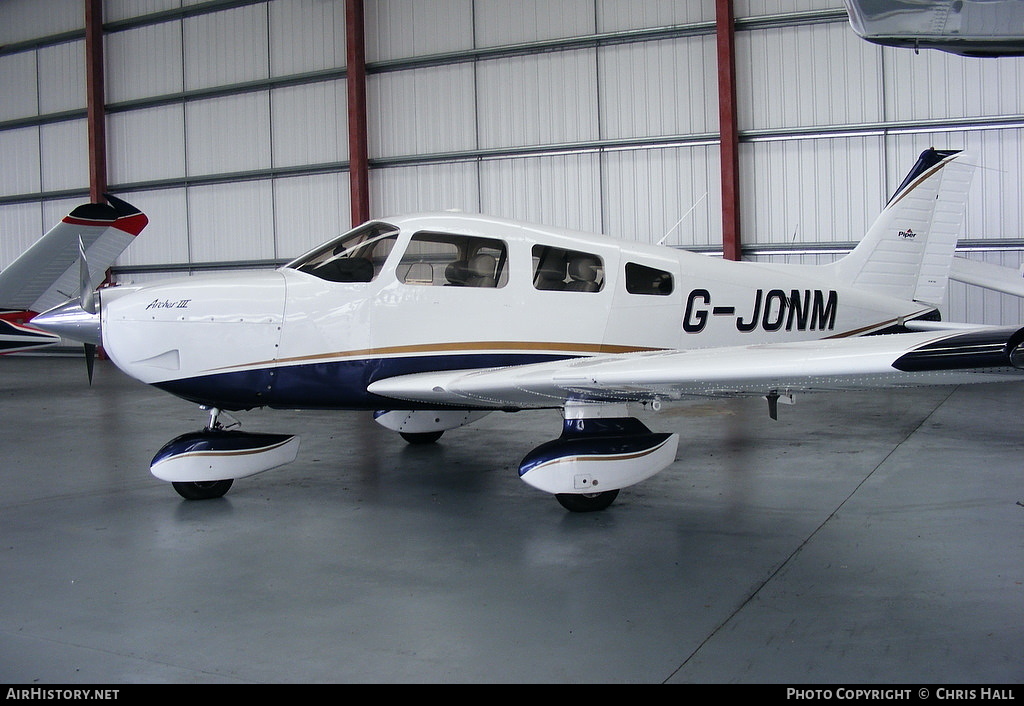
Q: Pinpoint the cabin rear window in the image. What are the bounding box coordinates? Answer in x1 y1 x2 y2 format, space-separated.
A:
625 262 673 295
288 223 398 283
398 232 508 287
532 245 604 292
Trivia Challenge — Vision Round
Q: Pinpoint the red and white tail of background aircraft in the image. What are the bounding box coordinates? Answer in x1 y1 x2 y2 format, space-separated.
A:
27 149 1024 510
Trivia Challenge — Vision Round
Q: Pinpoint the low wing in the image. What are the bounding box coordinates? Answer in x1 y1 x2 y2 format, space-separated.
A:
0 195 148 314
368 327 1024 409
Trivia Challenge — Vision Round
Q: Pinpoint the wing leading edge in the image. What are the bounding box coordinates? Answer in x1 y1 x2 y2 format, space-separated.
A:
367 327 1024 409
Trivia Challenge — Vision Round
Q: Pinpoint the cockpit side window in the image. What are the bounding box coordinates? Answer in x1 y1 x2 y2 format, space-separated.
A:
288 223 398 283
532 245 604 292
398 232 508 288
625 262 673 295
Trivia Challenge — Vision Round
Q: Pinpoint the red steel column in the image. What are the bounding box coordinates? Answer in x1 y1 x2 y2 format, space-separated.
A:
84 0 107 203
346 0 370 226
716 0 742 261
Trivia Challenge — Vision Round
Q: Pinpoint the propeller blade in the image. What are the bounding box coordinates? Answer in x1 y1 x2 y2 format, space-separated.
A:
79 236 96 314
79 236 97 383
84 343 96 385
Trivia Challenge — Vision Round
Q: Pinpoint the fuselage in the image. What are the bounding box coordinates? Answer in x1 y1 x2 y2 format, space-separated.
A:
97 213 932 411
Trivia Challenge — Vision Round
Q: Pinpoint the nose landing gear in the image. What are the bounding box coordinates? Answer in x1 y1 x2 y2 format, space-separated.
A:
152 407 300 500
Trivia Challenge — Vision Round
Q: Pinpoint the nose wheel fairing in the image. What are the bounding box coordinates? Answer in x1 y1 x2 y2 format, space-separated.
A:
150 429 300 484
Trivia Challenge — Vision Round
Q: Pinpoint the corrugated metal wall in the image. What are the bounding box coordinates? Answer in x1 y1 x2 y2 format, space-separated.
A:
1 0 1023 323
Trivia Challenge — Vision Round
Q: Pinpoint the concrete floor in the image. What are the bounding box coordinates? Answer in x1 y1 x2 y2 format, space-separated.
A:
0 355 1021 684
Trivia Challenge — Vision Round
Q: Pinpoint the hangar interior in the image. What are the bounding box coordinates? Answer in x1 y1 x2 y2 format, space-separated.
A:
1 0 1022 685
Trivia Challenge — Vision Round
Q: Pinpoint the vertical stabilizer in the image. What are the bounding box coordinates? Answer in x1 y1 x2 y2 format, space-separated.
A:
831 148 975 305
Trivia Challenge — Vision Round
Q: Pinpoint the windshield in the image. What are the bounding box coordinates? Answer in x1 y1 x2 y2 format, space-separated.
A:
286 222 399 283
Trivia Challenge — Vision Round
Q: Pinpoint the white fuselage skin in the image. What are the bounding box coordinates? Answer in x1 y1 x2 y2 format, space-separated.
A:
99 213 929 412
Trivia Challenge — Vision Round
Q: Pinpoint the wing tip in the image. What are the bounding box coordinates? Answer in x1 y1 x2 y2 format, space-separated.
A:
62 195 148 236
63 202 118 226
105 193 149 236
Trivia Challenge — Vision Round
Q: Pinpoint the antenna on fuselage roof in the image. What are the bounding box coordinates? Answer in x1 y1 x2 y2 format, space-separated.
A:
657 191 708 246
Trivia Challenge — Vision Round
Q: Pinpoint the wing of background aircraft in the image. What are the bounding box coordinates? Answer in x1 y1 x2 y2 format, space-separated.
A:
0 195 147 353
369 326 1024 412
0 195 148 315
845 0 1024 57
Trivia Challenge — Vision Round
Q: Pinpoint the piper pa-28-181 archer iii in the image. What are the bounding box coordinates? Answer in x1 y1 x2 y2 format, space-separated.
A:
30 149 1024 511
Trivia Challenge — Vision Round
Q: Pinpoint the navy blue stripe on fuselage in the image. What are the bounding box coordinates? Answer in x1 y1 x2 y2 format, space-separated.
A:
153 351 575 411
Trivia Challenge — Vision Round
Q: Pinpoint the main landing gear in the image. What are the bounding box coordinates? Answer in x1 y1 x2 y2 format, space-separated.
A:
389 404 679 512
172 478 234 500
519 403 679 512
374 409 490 444
400 430 444 444
554 489 620 513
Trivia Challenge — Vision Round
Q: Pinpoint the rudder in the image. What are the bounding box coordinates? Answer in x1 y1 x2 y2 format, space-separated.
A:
830 148 975 306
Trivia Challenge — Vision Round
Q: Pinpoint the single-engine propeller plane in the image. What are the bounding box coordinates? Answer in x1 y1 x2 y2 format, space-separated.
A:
30 149 1024 510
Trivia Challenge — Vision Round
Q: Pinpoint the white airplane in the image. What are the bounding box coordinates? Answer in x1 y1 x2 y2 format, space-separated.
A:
30 148 1024 510
0 195 148 360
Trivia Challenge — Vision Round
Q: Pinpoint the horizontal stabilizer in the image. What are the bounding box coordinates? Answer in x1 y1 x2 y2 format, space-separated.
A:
949 256 1024 298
